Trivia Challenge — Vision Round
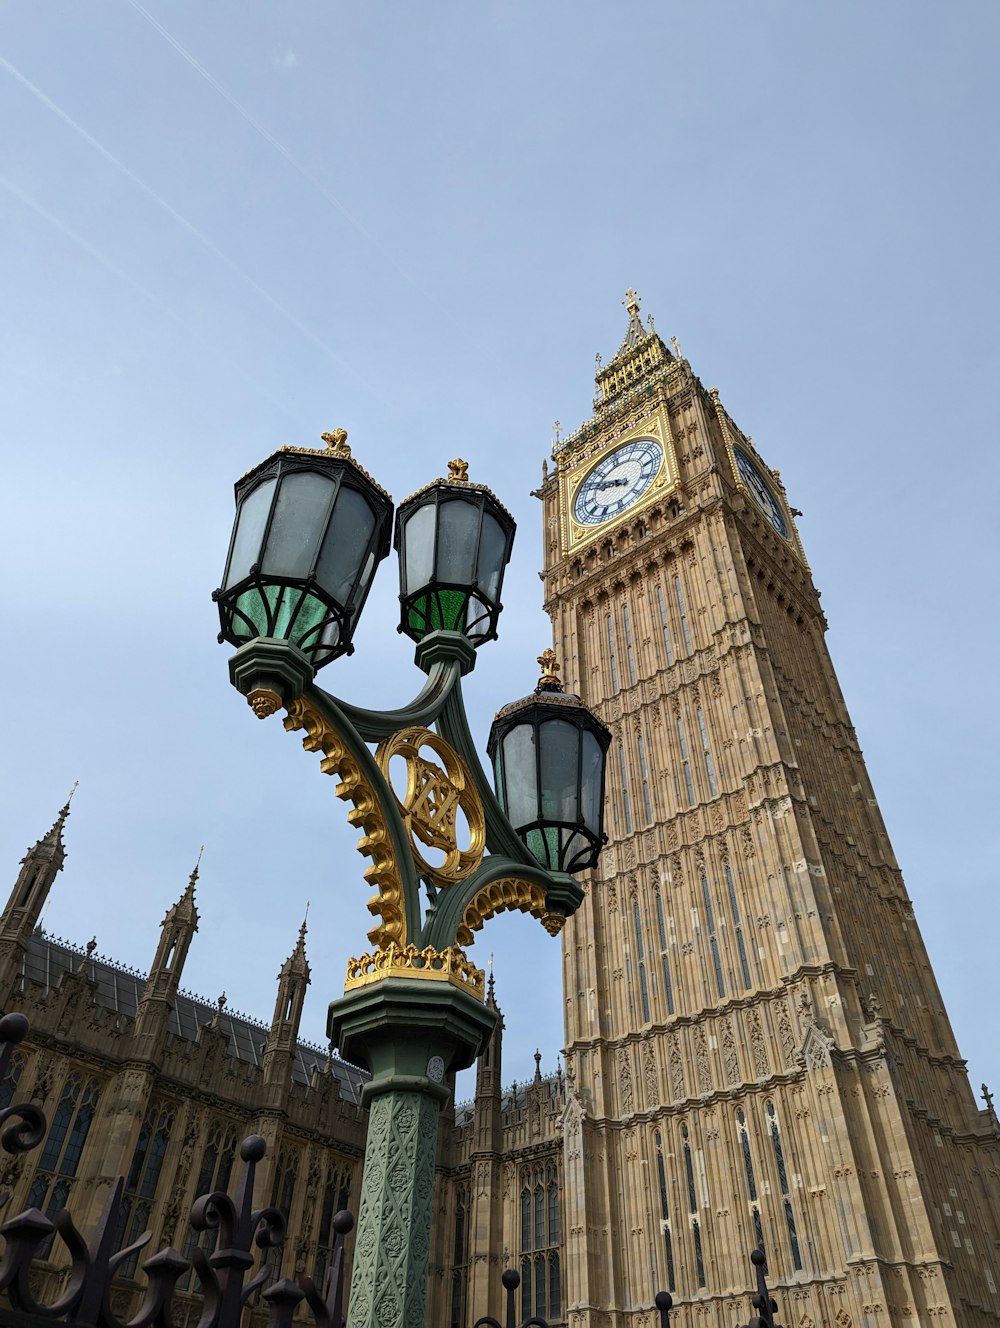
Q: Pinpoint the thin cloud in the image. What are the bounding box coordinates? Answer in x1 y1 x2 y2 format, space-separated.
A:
123 0 401 272
0 54 373 390
0 173 303 421
274 49 297 70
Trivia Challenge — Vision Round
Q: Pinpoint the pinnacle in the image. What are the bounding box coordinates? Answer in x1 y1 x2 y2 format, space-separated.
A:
24 783 77 860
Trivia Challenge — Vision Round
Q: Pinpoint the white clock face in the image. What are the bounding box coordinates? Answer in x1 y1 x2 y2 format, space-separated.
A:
733 445 788 538
573 438 664 526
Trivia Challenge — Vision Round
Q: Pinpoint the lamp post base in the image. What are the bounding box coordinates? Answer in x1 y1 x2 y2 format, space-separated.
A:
328 977 496 1328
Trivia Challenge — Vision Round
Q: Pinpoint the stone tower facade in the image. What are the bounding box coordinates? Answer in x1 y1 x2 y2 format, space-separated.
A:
536 294 1000 1326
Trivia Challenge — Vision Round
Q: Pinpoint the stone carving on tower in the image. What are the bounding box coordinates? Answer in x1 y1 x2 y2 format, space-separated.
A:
536 292 1000 1326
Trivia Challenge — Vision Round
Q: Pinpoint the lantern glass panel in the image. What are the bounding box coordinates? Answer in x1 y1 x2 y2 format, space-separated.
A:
539 719 579 823
501 725 538 828
403 503 436 592
261 472 335 577
225 477 275 589
580 730 604 833
476 512 508 597
437 498 480 584
316 485 377 605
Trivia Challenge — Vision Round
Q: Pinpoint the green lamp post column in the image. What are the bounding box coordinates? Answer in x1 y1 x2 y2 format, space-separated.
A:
214 444 610 1328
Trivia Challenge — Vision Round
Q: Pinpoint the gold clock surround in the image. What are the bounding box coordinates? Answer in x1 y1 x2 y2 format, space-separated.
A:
558 408 679 554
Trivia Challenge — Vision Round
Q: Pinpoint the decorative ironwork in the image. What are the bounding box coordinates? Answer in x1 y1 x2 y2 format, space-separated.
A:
375 727 486 886
344 943 485 999
735 1248 782 1328
0 1014 46 1156
472 1267 549 1328
284 695 406 950
457 878 562 947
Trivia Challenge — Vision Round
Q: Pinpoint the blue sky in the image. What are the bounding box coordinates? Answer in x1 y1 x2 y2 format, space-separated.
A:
1 1 997 1102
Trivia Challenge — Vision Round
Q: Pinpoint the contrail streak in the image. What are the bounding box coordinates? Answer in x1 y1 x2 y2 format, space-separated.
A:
0 54 366 384
0 172 307 423
123 0 410 282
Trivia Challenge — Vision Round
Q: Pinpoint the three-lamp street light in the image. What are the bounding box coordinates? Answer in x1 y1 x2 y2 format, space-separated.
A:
213 431 609 1328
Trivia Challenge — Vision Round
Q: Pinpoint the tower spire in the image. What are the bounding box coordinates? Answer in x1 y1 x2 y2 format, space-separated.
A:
0 787 79 994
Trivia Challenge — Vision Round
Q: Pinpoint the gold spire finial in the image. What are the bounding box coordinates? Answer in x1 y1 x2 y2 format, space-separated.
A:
321 428 351 457
623 288 640 314
447 458 469 482
537 648 561 688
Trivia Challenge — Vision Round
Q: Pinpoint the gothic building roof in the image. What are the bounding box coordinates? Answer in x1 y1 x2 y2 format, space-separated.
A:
19 930 366 1104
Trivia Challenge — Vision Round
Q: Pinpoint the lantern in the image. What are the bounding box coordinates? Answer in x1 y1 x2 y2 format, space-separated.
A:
213 430 392 669
394 459 515 646
487 650 610 874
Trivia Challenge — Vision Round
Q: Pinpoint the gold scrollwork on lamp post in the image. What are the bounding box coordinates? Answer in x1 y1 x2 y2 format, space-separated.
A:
457 877 566 947
375 726 486 887
283 697 406 950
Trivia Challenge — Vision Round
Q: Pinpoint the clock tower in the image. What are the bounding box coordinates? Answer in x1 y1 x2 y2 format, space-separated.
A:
537 294 1000 1326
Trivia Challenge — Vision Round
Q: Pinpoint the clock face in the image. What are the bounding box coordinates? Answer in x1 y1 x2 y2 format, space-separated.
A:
573 438 664 526
733 445 788 538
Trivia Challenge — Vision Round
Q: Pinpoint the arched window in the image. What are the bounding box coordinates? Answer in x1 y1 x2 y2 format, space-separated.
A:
725 863 752 990
26 1072 101 1259
737 1108 764 1254
118 1103 175 1278
681 1124 705 1287
519 1166 560 1320
315 1164 351 1287
654 1130 676 1291
450 1183 470 1328
767 1101 802 1270
179 1124 239 1288
0 1051 24 1110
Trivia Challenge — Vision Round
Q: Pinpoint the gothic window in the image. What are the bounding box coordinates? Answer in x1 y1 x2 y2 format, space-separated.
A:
700 874 725 999
617 745 633 835
636 732 653 824
737 1108 764 1256
179 1123 239 1289
766 1101 802 1271
725 862 752 990
519 1164 560 1320
653 1130 676 1291
315 1164 351 1287
654 894 675 1015
633 901 651 1023
450 1184 470 1328
117 1103 175 1278
674 575 693 654
263 1150 299 1280
696 705 718 796
606 615 619 694
27 1072 101 1258
623 603 638 684
0 1051 24 1109
655 585 674 665
681 1124 706 1288
676 717 695 806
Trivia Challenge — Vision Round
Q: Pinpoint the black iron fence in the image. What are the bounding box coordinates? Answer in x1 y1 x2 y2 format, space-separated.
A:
0 1014 781 1328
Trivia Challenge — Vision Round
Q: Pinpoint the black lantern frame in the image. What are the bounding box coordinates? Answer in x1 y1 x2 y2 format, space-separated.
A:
487 663 611 875
393 461 515 647
213 439 392 669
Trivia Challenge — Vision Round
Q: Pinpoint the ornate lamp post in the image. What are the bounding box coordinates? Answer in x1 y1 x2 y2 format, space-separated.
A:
213 439 609 1328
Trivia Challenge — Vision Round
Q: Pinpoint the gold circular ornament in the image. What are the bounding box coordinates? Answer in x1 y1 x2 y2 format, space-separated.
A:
375 726 486 886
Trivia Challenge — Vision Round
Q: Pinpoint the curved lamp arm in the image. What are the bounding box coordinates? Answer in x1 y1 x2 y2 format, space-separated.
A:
418 854 575 952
